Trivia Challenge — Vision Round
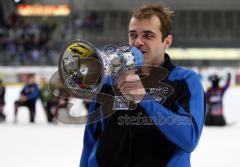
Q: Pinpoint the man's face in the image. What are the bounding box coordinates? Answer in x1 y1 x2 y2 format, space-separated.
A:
28 76 35 84
128 15 171 65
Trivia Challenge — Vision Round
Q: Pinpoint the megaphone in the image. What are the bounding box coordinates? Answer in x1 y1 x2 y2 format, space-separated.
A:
58 40 144 98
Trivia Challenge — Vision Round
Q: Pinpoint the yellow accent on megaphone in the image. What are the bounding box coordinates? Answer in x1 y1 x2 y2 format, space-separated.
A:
67 41 95 58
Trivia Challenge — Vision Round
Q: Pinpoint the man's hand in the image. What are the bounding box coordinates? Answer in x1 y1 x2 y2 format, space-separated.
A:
117 72 146 103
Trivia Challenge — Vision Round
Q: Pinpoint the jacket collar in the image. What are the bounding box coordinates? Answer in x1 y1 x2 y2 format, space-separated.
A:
160 53 175 71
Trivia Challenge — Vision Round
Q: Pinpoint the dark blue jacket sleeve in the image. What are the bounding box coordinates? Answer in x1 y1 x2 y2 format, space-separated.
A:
139 70 205 153
80 98 101 167
27 84 39 101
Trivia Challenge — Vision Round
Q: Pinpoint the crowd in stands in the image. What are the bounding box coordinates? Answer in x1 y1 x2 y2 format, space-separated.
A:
0 13 70 66
0 12 103 66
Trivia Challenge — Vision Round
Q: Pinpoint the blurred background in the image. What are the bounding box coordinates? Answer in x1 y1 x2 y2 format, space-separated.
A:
0 0 240 167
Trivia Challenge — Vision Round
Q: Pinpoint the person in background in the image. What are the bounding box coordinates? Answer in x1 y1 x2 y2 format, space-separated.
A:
0 79 6 122
39 77 58 123
205 73 231 126
54 86 70 119
14 74 39 123
44 76 70 123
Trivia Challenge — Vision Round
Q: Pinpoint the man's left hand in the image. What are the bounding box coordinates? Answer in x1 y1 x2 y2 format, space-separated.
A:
117 72 146 103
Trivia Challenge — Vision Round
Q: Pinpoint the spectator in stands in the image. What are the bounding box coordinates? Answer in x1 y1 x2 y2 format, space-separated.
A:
205 73 231 126
0 19 62 66
0 79 6 122
14 74 39 123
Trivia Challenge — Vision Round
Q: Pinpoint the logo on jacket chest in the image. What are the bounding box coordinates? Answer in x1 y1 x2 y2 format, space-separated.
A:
147 85 174 104
148 87 167 103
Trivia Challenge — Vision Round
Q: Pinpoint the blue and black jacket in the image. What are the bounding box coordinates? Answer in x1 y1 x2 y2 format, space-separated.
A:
21 83 39 104
80 54 205 167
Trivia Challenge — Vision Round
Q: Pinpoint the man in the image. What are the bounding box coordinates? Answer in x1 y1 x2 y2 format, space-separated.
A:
39 77 57 123
0 79 6 122
40 77 70 123
14 74 39 123
80 3 205 167
205 73 231 126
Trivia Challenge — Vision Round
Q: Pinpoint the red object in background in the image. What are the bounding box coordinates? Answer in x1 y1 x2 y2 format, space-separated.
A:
16 4 71 16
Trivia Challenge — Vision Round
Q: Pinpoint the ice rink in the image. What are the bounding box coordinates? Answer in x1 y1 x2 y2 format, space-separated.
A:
1 86 240 167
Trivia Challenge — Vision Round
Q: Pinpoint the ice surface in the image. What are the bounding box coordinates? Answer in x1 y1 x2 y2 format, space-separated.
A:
0 86 240 167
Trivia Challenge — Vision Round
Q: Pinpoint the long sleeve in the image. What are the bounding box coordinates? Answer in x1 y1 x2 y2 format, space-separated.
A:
80 98 101 167
139 70 205 153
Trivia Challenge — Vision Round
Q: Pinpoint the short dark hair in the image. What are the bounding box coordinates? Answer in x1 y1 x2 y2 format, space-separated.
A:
132 3 174 40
